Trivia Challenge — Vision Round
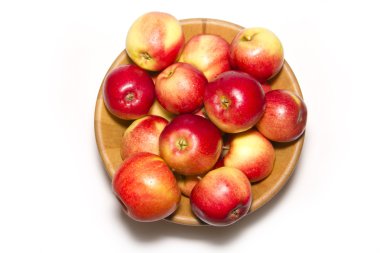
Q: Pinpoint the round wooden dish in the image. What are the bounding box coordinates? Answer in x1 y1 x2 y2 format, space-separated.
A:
95 18 305 226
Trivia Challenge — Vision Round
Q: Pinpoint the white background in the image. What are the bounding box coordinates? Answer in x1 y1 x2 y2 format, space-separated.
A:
1 0 379 252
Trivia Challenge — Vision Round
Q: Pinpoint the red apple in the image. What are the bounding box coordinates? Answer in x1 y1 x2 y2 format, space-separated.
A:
179 34 230 81
261 82 272 93
112 152 181 222
190 167 252 226
103 64 155 120
257 89 307 142
125 12 185 71
224 129 275 182
176 174 201 197
120 115 168 160
175 155 225 197
204 70 265 133
229 27 284 82
159 114 222 175
155 62 207 114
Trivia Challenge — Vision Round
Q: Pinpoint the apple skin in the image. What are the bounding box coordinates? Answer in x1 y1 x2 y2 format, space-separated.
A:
257 89 307 142
148 100 175 121
190 167 252 226
120 115 168 160
204 70 265 133
261 82 272 93
125 12 185 71
112 152 181 222
224 129 275 182
175 154 224 197
103 64 155 120
229 27 284 82
159 114 222 176
179 34 230 81
155 62 207 114
176 174 201 197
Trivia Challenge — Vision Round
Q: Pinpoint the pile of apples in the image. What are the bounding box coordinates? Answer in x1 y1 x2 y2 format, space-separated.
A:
103 12 307 226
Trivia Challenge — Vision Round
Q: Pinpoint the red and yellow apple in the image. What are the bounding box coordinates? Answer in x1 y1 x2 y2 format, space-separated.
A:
190 167 252 226
103 64 155 120
120 115 168 160
155 62 207 114
224 130 275 182
148 100 175 121
257 89 307 142
125 12 185 71
112 152 181 222
229 27 284 82
159 114 222 175
204 70 265 133
179 34 230 81
176 174 201 197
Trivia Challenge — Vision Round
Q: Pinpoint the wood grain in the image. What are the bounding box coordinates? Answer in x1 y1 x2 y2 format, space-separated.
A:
94 18 305 226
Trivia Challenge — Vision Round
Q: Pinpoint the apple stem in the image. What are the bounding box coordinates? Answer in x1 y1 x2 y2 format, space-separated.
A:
125 93 135 102
243 34 254 41
176 139 188 151
220 96 231 109
222 145 230 150
167 68 176 78
140 52 151 60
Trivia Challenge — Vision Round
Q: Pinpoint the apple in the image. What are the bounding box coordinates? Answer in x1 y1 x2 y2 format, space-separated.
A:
229 27 284 82
148 100 175 121
175 154 224 197
176 174 201 197
155 62 207 114
103 64 155 120
179 34 230 81
190 167 252 226
113 152 181 222
193 107 207 118
204 70 265 133
125 12 185 71
159 114 222 175
261 82 272 93
224 129 275 182
120 115 168 160
257 89 307 142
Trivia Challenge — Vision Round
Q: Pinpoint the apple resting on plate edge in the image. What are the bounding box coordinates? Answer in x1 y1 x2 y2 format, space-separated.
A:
101 11 308 226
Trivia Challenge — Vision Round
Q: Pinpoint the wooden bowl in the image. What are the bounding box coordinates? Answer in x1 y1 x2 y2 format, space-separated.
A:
94 18 305 226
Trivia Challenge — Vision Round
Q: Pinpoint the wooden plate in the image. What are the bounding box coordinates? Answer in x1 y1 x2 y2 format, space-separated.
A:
94 18 305 226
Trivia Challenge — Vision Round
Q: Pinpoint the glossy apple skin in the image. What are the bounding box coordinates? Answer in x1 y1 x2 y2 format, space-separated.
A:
224 130 275 182
120 115 168 160
229 27 284 82
159 114 222 176
179 34 230 81
190 167 252 226
112 152 181 222
155 62 207 114
257 89 307 142
204 71 265 133
126 12 185 71
103 64 155 120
